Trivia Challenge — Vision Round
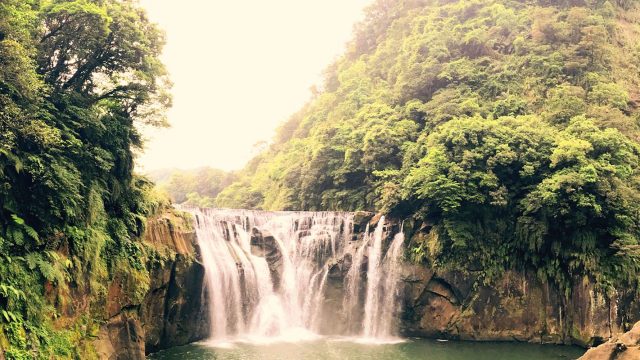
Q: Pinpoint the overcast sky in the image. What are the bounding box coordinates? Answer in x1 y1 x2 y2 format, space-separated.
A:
136 0 371 172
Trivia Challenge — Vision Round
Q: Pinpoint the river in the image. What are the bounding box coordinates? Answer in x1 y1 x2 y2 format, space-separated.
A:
149 338 585 359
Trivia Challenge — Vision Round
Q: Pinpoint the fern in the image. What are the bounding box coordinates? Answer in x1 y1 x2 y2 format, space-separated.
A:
25 252 39 270
1 310 20 323
23 224 39 243
0 284 25 301
10 214 24 225
9 226 24 246
37 259 57 282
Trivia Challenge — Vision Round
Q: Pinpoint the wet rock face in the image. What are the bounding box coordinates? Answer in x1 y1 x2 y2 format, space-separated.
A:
98 213 209 358
322 253 356 334
142 254 209 354
250 227 284 290
327 253 352 281
399 266 640 345
397 217 640 346
105 312 145 360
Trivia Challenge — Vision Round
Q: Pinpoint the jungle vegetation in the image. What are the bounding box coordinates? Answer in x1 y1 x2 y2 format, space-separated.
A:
0 0 170 358
216 0 640 291
147 167 237 208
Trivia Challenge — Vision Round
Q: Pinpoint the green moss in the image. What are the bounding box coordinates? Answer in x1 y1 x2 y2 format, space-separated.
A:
570 324 593 347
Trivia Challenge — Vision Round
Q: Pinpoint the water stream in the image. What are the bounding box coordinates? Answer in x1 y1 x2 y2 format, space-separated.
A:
188 209 405 344
148 339 586 360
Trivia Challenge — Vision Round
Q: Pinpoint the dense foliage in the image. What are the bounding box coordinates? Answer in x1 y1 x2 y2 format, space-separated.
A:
147 167 236 207
0 0 169 358
218 0 640 290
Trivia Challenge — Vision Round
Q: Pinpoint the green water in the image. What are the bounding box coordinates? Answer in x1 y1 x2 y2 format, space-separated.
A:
148 338 586 360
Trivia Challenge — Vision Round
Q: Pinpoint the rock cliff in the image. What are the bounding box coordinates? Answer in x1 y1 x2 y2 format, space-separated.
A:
400 265 639 346
397 218 640 346
96 212 209 359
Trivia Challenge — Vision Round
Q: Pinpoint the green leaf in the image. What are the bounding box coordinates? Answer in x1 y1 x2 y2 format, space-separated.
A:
10 214 25 225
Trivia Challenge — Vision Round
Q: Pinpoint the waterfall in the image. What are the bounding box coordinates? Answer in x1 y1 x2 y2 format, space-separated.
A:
187 208 405 344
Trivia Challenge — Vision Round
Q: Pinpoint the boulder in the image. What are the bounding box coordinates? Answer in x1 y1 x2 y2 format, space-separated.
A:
579 322 640 360
250 227 284 290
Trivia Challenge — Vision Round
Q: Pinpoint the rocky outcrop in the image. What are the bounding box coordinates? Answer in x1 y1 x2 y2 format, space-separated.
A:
140 251 208 353
399 265 640 346
377 216 640 346
579 321 640 359
97 212 209 359
250 228 283 290
101 311 145 360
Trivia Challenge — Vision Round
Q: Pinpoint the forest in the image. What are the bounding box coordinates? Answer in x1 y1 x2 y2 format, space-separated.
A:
210 0 640 291
147 167 236 208
1 0 640 358
0 0 169 357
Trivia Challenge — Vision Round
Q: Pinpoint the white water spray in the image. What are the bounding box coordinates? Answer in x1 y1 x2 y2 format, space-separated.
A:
187 208 405 344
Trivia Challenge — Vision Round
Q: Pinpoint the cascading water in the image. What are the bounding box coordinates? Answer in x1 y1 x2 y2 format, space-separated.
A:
187 208 405 344
361 218 406 339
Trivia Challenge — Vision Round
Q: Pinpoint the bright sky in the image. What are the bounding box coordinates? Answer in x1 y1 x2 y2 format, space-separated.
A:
137 0 371 172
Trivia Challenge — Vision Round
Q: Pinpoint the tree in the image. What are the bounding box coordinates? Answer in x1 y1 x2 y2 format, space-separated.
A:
212 0 640 290
0 0 170 357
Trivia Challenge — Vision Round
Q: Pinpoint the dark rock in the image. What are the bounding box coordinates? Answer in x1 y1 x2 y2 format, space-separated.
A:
250 227 284 290
353 211 374 233
426 278 461 305
418 293 459 337
401 266 639 346
569 278 613 346
437 271 476 302
105 312 145 360
328 254 352 280
142 254 208 354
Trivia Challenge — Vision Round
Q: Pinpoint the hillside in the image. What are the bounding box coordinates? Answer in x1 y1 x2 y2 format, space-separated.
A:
217 0 640 290
146 167 236 207
0 0 172 358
